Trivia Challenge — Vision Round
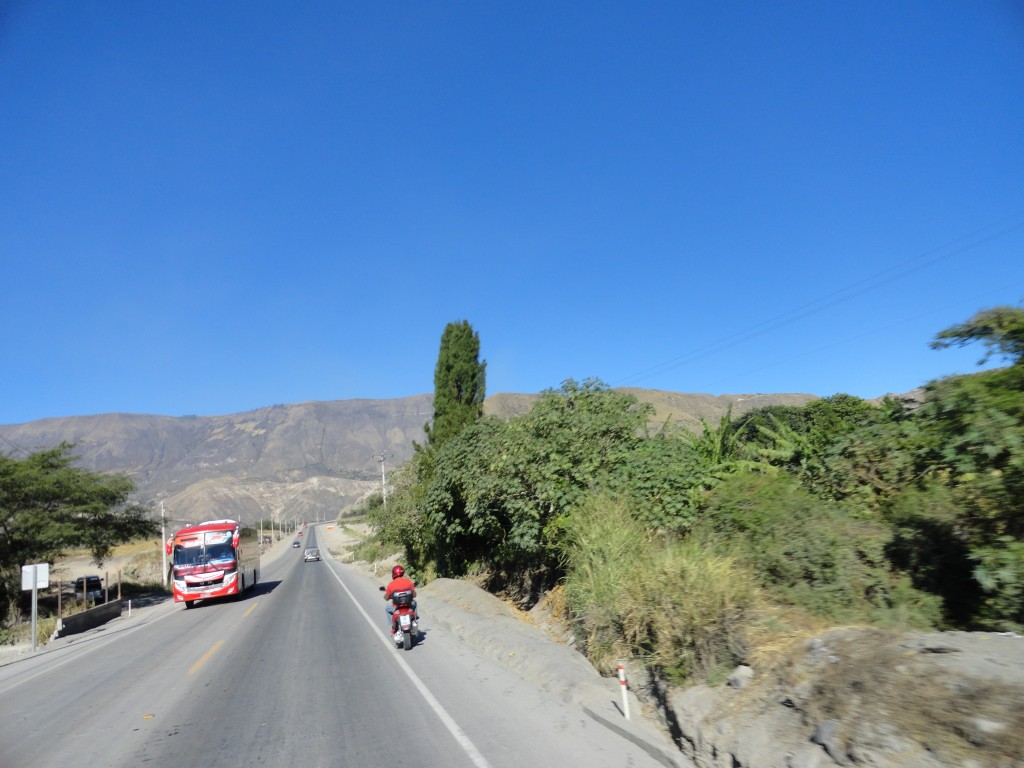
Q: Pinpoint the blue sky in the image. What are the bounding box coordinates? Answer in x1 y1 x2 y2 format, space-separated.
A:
2 1 1022 424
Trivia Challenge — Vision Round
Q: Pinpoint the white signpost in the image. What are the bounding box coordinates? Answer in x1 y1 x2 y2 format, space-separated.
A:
21 563 49 653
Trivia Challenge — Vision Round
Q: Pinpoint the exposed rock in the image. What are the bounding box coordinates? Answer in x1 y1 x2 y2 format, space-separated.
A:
727 664 755 689
661 628 1024 768
810 721 849 766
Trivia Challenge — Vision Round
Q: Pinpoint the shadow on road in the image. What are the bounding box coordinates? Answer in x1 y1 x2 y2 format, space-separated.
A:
248 579 281 598
178 580 282 609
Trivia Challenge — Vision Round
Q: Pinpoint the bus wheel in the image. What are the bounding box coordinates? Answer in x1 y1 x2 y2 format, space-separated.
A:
184 600 196 609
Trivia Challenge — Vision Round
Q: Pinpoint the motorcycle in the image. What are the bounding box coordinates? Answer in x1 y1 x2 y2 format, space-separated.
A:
379 585 420 650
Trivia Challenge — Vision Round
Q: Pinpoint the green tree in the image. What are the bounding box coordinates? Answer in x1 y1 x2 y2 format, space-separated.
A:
917 366 1024 627
924 306 1024 628
930 305 1024 366
424 320 486 448
742 395 887 500
0 444 157 623
420 379 650 598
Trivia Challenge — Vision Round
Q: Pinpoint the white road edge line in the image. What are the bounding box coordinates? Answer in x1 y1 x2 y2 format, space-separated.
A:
325 563 493 768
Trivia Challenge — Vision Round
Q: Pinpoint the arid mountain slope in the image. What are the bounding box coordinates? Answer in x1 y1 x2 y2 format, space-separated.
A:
0 389 817 524
0 396 433 524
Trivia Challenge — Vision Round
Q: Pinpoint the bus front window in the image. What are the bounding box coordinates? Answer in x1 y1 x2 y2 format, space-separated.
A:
173 545 202 567
206 542 235 564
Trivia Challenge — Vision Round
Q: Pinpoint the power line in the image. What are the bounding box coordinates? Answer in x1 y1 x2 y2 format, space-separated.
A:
615 211 1024 387
698 288 1018 395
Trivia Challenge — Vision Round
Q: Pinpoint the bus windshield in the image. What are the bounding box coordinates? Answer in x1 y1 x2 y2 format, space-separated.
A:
173 531 237 567
206 542 235 562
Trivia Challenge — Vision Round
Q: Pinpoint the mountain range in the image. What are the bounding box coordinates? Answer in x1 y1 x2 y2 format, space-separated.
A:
0 389 817 526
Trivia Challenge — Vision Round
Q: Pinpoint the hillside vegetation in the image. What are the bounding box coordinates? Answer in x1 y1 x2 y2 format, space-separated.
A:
368 307 1024 692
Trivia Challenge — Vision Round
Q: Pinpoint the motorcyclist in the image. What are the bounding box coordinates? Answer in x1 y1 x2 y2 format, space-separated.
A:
383 565 418 633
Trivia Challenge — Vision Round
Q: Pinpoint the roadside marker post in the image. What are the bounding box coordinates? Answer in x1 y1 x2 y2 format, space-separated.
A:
618 662 630 720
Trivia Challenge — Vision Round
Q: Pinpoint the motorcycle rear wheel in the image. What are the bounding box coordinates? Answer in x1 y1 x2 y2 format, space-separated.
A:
403 629 412 651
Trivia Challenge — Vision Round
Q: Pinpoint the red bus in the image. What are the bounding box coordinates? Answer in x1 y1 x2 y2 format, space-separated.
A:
167 519 260 608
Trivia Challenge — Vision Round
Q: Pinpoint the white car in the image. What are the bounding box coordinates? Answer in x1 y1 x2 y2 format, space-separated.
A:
303 547 321 562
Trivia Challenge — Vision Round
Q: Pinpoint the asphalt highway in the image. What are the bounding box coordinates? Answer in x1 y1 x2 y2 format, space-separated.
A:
0 528 669 768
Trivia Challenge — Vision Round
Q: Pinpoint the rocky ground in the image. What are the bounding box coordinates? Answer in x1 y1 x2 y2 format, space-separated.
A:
667 628 1024 768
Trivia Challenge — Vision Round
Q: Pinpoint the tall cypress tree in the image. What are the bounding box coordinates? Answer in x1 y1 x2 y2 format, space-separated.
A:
426 320 486 447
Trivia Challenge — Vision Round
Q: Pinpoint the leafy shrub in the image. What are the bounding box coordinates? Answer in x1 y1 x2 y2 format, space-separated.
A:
367 457 436 573
885 483 984 627
972 537 1024 631
607 433 703 532
697 473 940 627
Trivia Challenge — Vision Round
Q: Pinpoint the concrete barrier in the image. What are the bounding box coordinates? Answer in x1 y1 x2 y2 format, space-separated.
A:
56 599 123 638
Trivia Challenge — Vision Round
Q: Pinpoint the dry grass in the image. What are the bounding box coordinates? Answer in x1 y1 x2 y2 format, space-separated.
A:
743 603 835 670
64 538 164 561
562 495 756 682
620 539 755 683
770 629 1024 766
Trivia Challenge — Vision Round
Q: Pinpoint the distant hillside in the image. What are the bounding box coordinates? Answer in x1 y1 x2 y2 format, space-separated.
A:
0 396 433 525
0 389 818 525
484 389 818 431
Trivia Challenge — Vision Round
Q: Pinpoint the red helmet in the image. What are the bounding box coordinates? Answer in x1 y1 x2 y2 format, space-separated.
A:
391 565 405 579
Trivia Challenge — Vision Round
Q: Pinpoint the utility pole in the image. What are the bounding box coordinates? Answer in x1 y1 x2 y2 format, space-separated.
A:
160 501 168 588
374 450 392 505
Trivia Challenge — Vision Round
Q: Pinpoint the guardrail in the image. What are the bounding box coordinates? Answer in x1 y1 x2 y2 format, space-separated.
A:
56 599 123 638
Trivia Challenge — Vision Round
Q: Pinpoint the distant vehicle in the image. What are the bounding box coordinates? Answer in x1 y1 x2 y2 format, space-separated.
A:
72 575 104 603
167 519 260 609
297 531 303 536
303 548 321 562
292 541 301 548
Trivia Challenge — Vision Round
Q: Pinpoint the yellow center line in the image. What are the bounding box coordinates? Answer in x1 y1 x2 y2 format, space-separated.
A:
188 639 224 676
243 602 258 618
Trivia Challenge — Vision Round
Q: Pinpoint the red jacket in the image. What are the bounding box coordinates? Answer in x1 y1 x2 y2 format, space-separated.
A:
384 576 416 601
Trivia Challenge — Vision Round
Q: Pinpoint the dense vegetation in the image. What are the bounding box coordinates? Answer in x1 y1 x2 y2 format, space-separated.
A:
368 306 1024 684
0 443 157 629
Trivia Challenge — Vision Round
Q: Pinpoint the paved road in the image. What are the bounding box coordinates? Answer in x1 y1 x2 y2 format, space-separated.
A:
0 528 670 768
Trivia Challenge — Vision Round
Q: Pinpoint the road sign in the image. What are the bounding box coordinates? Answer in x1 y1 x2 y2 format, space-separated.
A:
21 563 49 590
22 563 49 653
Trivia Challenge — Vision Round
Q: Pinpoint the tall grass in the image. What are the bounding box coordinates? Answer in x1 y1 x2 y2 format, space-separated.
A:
561 494 756 683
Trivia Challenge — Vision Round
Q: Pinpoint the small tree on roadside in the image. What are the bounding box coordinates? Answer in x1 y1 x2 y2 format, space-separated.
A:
0 443 157 624
424 320 486 448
